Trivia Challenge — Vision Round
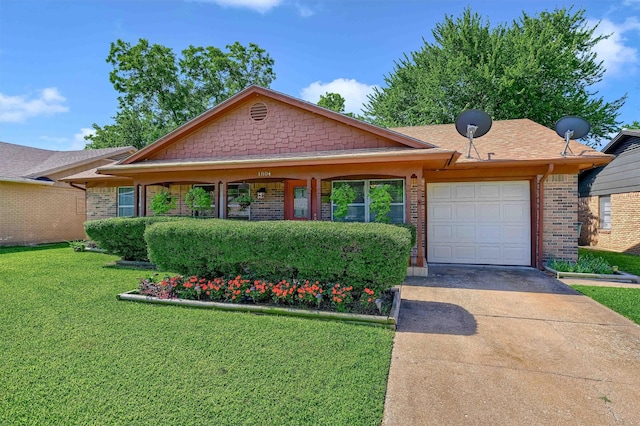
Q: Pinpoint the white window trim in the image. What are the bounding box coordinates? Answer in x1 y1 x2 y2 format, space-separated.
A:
331 178 405 223
117 186 135 217
599 195 611 230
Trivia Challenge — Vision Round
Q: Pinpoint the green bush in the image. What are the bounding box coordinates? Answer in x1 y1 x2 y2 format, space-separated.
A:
548 252 613 275
145 220 412 293
393 223 417 247
85 217 187 261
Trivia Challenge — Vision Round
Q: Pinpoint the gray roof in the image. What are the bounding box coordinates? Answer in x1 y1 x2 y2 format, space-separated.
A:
0 141 135 180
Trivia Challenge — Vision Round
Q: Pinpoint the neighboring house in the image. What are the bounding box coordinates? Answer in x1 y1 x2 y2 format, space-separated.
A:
579 129 640 255
0 142 135 246
62 86 611 269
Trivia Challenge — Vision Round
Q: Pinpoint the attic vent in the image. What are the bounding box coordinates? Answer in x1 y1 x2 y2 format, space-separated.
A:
250 102 268 121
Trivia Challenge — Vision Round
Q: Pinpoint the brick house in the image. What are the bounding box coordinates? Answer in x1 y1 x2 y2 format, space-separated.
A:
579 129 640 255
63 86 612 269
0 142 135 246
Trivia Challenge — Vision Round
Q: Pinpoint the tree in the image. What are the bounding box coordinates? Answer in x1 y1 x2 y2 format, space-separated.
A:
622 121 640 129
318 92 346 113
86 39 275 149
364 7 626 145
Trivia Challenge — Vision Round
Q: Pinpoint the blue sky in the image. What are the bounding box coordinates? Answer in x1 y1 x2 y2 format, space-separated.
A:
1 0 639 150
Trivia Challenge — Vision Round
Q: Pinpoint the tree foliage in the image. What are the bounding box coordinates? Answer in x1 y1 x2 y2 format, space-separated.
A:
364 7 626 145
318 92 346 113
86 39 275 149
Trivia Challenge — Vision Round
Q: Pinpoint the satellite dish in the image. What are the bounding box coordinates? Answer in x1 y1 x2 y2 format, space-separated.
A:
555 116 590 156
455 109 493 159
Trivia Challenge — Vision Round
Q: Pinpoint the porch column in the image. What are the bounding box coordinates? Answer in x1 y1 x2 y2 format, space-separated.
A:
218 181 226 219
416 171 425 267
306 179 312 220
404 174 412 225
133 184 140 217
212 183 219 219
140 185 147 217
314 178 322 220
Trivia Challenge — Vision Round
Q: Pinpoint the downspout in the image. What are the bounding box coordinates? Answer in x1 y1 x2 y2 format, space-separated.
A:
537 163 554 269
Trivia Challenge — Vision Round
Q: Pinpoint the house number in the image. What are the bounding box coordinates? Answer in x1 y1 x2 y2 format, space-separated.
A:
258 171 271 177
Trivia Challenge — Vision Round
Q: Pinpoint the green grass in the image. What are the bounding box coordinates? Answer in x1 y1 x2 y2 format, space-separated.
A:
571 285 640 325
0 244 394 425
579 248 640 276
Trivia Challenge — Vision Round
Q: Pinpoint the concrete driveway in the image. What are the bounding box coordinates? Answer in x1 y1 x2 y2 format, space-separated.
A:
383 265 640 426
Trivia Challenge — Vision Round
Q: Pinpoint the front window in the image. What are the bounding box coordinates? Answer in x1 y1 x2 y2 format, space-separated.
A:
227 183 251 220
599 195 611 229
331 179 405 223
117 187 134 217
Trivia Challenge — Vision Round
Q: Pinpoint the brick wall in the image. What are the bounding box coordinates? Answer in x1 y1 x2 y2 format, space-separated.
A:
1 181 86 245
250 182 284 220
542 174 578 262
579 192 640 255
87 187 118 220
148 95 404 161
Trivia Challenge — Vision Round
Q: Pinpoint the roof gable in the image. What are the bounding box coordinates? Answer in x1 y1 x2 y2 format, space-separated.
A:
601 129 640 155
122 86 433 164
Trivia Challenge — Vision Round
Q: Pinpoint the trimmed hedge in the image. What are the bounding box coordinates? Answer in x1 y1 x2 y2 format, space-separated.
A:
145 220 412 293
85 217 187 261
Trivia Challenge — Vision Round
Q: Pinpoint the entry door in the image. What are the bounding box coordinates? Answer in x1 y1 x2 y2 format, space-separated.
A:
285 180 309 220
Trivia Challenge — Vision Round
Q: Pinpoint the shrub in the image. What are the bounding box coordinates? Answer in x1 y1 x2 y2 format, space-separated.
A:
145 219 412 293
149 189 177 216
85 216 187 261
393 223 417 247
548 252 614 275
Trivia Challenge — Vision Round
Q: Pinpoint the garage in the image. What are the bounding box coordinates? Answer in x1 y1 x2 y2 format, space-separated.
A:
427 181 531 266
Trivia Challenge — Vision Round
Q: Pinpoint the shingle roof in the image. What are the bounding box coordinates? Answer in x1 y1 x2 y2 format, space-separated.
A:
391 119 609 163
0 141 135 180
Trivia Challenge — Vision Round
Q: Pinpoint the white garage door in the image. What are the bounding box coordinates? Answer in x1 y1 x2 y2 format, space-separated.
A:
427 181 531 266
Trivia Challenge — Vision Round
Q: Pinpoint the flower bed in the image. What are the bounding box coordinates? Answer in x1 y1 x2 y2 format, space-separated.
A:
137 274 392 315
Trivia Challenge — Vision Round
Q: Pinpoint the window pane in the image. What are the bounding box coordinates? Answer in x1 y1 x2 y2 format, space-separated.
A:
369 204 404 223
118 187 134 217
333 181 365 203
118 207 134 217
599 196 611 229
373 180 404 203
293 186 307 218
333 205 365 222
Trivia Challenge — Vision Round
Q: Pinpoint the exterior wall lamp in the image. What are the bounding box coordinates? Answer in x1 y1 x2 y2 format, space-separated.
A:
257 187 267 199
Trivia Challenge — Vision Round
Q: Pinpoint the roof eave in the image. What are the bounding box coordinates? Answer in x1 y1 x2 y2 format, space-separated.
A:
601 129 640 153
99 149 456 176
0 177 55 186
24 147 136 179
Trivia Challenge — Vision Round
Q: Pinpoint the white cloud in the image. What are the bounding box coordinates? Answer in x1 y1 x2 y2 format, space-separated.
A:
39 127 95 150
300 78 378 115
0 87 69 123
191 0 283 13
71 128 96 150
589 17 640 76
294 2 314 17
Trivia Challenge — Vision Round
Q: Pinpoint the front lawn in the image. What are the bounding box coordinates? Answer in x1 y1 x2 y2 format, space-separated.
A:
0 244 394 425
571 285 640 325
578 248 640 276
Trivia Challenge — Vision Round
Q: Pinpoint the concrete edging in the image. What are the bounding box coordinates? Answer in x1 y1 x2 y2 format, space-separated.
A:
544 266 640 283
117 287 401 329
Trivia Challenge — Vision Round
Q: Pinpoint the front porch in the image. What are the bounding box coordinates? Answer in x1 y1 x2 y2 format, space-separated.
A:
128 166 427 267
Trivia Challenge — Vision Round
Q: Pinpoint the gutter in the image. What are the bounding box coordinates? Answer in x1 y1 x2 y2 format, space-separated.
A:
537 163 554 269
0 177 55 186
